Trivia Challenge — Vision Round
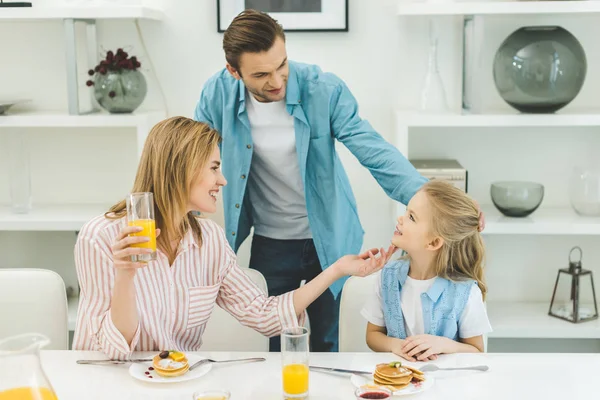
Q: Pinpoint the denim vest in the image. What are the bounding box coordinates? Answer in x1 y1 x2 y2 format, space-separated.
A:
381 259 474 340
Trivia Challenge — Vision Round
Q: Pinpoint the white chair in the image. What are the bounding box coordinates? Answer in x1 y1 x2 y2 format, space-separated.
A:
0 268 68 350
338 273 379 352
201 268 270 351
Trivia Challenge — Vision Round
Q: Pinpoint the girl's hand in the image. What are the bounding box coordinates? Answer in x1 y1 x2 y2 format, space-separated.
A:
390 338 416 362
111 226 161 272
333 245 397 278
401 334 454 361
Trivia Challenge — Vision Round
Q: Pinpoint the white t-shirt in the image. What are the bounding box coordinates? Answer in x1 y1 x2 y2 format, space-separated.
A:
361 271 492 338
245 91 311 239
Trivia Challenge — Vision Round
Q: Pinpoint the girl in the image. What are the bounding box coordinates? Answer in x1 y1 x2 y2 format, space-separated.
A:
73 116 394 360
361 180 492 362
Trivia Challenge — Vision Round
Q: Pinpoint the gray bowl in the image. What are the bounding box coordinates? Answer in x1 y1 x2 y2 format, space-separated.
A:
491 181 544 217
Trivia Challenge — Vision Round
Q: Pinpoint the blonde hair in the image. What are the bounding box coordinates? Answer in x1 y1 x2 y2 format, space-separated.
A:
421 180 487 300
106 116 221 263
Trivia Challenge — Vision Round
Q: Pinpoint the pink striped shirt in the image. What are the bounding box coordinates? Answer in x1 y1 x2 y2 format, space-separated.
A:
72 215 303 359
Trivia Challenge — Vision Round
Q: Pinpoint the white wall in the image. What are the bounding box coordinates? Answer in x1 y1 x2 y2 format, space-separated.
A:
2 0 600 351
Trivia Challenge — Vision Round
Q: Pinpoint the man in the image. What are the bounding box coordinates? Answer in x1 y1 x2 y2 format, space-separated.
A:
194 10 470 352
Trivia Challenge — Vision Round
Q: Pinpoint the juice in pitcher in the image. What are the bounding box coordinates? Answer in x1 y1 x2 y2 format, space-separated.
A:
0 387 57 400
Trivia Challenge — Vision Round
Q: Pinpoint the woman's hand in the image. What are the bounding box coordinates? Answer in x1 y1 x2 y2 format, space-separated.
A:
401 334 454 361
111 225 160 273
333 245 398 278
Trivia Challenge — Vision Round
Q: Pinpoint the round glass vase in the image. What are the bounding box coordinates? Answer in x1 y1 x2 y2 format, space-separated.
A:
94 69 147 114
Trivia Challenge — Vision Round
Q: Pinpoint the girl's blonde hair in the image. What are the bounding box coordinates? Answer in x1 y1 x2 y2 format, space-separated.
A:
421 180 487 300
106 116 221 263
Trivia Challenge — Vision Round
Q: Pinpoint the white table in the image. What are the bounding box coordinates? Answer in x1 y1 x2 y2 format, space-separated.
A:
39 351 600 399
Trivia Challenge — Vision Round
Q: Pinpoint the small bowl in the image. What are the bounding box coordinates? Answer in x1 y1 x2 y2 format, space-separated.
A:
490 181 544 217
355 386 393 399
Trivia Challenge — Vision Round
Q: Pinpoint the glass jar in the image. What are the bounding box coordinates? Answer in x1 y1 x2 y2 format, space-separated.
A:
570 167 600 216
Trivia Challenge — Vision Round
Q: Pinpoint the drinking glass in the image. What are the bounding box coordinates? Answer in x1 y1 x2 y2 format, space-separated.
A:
126 192 157 262
281 327 309 399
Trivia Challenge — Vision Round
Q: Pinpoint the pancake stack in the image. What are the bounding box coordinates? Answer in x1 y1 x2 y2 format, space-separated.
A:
152 350 189 377
373 362 425 391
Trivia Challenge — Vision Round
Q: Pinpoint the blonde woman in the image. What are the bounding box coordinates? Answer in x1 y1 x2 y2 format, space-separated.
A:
361 180 492 362
72 117 394 360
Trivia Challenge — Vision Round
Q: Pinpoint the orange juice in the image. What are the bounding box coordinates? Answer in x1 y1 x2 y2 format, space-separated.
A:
0 387 58 400
282 363 309 396
128 219 156 251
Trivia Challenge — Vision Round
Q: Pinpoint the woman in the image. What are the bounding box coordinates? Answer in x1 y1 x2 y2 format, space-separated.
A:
72 116 394 359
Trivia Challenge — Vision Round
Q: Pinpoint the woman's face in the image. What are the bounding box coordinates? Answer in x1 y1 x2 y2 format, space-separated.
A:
188 145 227 214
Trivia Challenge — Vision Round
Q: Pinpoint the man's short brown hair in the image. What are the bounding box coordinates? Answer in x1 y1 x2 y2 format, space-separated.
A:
223 9 286 72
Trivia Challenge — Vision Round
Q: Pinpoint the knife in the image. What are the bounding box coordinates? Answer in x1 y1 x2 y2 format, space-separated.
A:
76 358 152 365
309 365 373 375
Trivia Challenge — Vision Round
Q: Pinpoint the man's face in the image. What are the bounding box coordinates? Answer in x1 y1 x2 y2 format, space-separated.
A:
227 37 289 103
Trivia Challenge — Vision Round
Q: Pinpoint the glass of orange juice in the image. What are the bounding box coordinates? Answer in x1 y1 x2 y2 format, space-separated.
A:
126 192 157 262
281 327 309 399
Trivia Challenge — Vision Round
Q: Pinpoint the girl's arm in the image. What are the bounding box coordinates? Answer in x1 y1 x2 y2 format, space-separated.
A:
458 335 485 352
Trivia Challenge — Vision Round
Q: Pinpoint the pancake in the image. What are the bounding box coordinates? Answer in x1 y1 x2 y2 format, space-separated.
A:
404 365 424 376
374 363 412 379
152 352 189 378
373 373 412 386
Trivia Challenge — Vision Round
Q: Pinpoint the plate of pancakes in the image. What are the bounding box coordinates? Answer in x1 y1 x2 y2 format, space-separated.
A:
350 361 434 396
129 350 212 383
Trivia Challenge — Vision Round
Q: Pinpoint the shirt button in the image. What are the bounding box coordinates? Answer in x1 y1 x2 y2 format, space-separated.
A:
241 174 246 179
232 232 236 236
246 144 252 149
235 203 240 208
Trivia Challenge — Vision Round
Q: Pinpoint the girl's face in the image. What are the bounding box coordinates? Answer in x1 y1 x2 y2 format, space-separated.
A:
188 145 227 214
392 190 440 254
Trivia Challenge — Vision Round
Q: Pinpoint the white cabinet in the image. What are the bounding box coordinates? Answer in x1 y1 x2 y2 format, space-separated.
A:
396 1 600 344
0 5 166 332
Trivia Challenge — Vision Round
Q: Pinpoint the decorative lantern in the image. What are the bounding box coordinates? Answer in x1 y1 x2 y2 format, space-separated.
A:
549 246 598 323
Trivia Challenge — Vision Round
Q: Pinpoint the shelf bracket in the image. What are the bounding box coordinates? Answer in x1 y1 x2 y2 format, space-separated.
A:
64 18 101 115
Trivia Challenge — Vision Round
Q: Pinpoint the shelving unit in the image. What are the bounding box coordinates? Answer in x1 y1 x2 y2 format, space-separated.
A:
0 6 167 338
396 110 600 128
396 1 600 347
397 0 600 16
0 204 111 231
0 5 165 20
487 302 600 339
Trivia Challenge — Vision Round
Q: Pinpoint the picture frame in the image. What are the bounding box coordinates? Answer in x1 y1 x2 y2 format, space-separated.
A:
217 0 348 33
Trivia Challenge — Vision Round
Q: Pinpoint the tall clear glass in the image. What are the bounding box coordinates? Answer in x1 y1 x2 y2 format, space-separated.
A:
281 327 309 400
126 192 157 262
8 132 32 214
0 333 58 400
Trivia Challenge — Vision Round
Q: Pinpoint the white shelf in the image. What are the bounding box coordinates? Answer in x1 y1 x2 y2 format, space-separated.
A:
487 302 600 339
396 110 600 128
0 6 164 21
68 295 78 332
0 110 166 128
397 0 600 16
0 204 110 231
480 205 600 235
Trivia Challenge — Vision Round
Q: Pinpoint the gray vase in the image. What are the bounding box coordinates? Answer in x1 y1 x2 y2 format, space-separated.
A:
94 70 147 114
493 26 587 113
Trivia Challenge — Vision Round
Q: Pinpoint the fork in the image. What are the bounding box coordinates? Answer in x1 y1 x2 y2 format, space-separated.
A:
189 357 266 371
419 364 489 372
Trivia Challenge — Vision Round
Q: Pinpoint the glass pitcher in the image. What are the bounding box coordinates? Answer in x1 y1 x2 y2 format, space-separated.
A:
0 334 58 400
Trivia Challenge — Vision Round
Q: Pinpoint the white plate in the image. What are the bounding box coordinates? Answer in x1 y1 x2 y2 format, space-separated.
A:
351 373 435 396
129 355 212 384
